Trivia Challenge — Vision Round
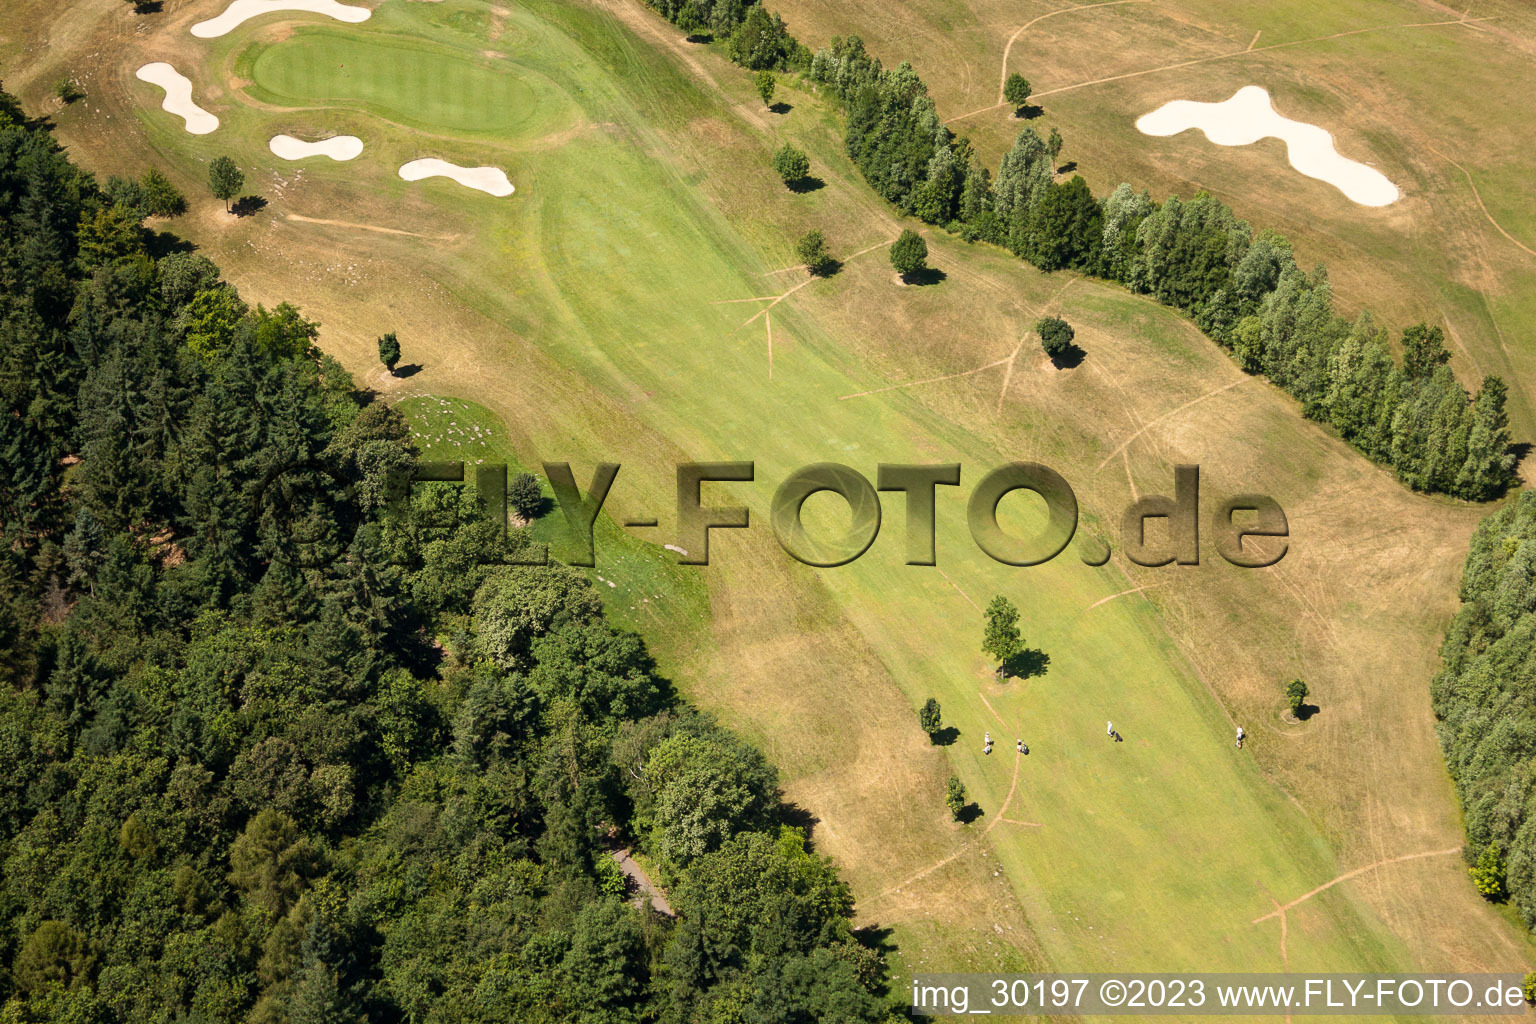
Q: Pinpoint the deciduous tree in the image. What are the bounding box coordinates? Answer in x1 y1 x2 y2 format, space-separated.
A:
1471 842 1506 899
208 155 243 213
918 697 941 737
889 229 928 278
1003 72 1031 113
982 595 1021 671
755 69 776 108
772 143 809 185
795 229 834 275
1036 315 1075 361
945 775 967 819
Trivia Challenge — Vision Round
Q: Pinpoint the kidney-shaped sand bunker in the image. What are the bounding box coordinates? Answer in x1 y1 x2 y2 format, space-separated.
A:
1136 85 1399 208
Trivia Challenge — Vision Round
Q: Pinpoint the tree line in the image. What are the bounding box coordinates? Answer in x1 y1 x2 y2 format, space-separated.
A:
1434 491 1536 924
0 89 895 1022
641 1 1517 501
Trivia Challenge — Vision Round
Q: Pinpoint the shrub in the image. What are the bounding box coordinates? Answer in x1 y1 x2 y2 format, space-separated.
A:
945 775 967 820
918 697 941 737
508 472 543 521
1285 679 1310 713
377 332 400 374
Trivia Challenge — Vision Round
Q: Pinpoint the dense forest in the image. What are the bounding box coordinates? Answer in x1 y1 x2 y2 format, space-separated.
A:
1434 491 1536 926
0 90 895 1022
648 0 1517 502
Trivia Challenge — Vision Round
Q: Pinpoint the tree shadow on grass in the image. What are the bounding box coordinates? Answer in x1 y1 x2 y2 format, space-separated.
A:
808 259 843 278
1048 343 1086 369
146 229 196 259
1056 160 1078 174
392 363 424 379
1001 648 1050 680
788 175 825 193
1291 703 1320 722
901 266 947 286
956 802 984 825
1509 441 1531 484
779 800 821 844
769 101 792 114
853 924 899 998
232 195 268 218
1013 103 1044 119
684 31 713 43
131 0 164 11
928 725 959 747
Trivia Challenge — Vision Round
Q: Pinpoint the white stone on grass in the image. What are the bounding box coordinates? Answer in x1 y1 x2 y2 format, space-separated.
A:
1135 85 1399 207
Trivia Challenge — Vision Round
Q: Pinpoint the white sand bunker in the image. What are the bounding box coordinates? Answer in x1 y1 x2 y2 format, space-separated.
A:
135 63 219 135
1136 85 1399 207
270 134 364 161
398 159 514 197
191 0 371 38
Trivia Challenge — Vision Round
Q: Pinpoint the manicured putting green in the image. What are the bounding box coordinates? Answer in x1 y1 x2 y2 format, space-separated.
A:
247 28 541 134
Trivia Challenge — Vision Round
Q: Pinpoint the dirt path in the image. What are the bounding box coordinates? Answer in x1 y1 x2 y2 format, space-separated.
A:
1032 15 1496 99
998 0 1155 102
284 212 460 239
1429 145 1536 260
1094 377 1247 470
612 848 675 916
1251 846 1461 924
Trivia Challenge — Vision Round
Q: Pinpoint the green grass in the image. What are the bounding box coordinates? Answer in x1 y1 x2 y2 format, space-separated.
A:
242 25 561 136
369 0 1395 974
85 0 1517 987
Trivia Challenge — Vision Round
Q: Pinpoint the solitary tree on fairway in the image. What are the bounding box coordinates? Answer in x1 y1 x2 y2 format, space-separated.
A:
982 595 1021 676
377 332 401 375
945 775 967 820
1036 315 1074 362
795 229 834 276
1003 72 1032 114
1285 679 1310 714
208 156 243 213
508 472 543 521
889 229 928 279
755 69 776 108
772 143 809 186
919 697 942 738
1047 126 1063 161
